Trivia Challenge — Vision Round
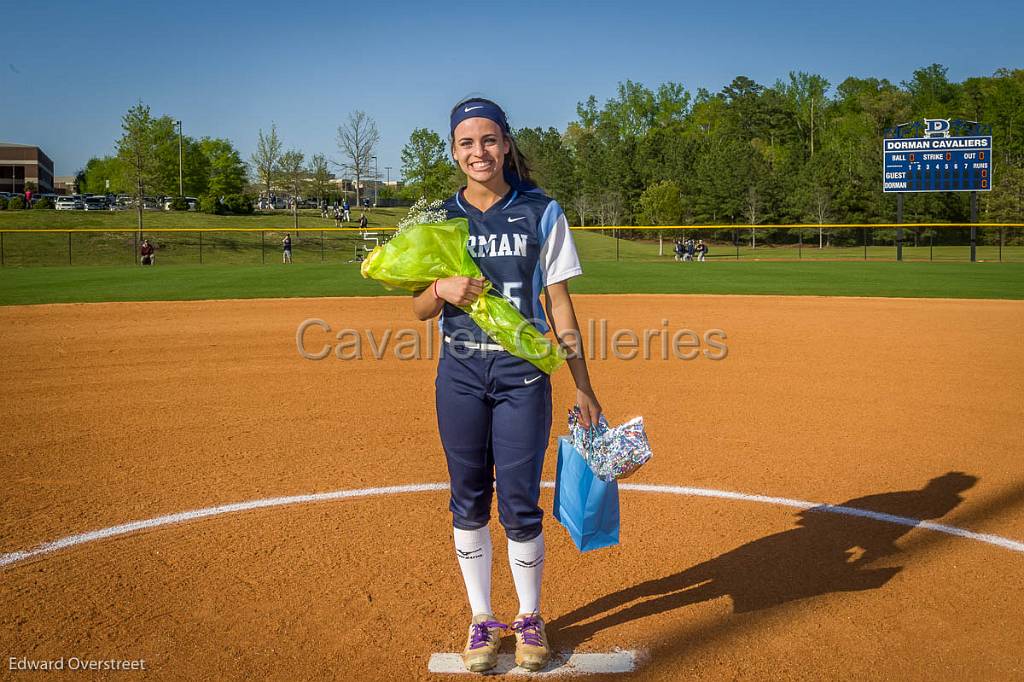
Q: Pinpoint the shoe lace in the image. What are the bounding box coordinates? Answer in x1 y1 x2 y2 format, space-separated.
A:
469 620 507 650
511 615 544 647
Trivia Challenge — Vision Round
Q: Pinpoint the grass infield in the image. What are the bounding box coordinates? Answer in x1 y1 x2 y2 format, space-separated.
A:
1 261 1021 306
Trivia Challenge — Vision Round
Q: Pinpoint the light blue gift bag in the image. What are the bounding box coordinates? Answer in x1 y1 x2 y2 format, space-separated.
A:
552 437 620 552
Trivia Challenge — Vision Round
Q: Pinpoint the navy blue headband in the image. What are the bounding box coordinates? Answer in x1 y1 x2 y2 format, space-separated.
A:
450 100 509 137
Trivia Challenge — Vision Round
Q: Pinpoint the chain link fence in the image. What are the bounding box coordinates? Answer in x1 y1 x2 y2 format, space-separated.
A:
1 225 1021 267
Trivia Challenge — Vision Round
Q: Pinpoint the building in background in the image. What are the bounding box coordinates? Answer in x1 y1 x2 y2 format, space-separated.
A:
53 176 78 195
0 143 55 194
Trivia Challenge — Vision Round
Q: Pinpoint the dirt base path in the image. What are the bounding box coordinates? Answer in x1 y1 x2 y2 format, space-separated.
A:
1 295 1022 680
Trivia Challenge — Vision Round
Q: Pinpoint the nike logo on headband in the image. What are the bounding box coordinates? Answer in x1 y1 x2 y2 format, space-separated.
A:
464 105 484 112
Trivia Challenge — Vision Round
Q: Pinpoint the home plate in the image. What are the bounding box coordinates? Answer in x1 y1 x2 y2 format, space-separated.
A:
428 650 641 675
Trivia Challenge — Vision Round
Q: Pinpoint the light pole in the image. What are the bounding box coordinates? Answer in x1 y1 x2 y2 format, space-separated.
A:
176 120 183 197
372 156 378 207
384 166 391 202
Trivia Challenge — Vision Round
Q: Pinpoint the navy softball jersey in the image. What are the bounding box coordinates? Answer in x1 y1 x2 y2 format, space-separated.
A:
440 186 582 342
435 186 582 541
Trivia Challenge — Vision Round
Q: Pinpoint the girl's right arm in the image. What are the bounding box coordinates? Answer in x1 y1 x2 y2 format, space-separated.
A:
412 277 486 321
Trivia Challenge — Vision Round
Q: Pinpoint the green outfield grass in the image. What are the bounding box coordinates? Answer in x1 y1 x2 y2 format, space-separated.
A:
1 261 1021 306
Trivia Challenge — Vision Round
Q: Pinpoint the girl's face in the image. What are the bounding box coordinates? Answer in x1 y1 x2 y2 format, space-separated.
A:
452 117 510 186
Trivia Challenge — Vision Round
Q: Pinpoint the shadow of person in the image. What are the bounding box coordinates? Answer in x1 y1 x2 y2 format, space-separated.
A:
550 472 978 649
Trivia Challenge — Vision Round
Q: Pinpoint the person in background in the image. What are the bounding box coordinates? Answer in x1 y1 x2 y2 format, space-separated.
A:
697 239 708 262
358 212 368 230
342 198 351 222
673 239 684 262
140 238 156 266
282 233 293 263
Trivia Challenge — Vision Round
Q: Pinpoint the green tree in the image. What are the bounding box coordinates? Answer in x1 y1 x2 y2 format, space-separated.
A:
150 118 208 196
514 127 575 208
116 101 160 231
903 64 959 117
777 72 830 158
307 153 331 205
400 128 454 201
251 124 282 200
638 180 683 255
278 150 306 230
200 138 247 196
638 180 683 225
81 156 128 194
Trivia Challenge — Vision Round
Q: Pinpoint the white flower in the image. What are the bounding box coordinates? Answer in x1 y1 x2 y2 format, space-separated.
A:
396 197 448 234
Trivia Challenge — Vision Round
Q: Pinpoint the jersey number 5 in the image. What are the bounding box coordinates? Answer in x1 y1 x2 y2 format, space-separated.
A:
502 281 522 309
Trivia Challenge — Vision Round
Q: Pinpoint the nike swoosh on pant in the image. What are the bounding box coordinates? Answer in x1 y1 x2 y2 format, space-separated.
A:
524 375 542 385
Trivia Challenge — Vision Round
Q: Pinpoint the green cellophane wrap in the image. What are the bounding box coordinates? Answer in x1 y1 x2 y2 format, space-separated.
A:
360 218 565 374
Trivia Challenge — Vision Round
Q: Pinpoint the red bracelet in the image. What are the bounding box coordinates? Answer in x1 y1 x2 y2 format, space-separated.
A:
432 280 440 300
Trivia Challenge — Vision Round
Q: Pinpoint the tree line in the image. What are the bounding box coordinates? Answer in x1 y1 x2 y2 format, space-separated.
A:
82 66 1024 241
81 102 383 228
399 65 1023 245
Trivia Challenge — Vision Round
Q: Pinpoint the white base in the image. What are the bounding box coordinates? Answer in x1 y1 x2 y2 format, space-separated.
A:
427 650 641 675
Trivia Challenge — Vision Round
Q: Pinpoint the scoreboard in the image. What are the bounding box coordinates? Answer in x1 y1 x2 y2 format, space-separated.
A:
883 135 992 193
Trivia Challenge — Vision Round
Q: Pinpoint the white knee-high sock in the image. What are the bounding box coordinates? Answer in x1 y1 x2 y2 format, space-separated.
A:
453 526 493 617
507 532 545 615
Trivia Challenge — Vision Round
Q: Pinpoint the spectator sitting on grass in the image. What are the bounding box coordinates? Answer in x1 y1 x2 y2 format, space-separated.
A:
140 239 155 266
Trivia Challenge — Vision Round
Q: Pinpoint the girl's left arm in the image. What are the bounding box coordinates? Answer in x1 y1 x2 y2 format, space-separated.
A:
544 280 602 428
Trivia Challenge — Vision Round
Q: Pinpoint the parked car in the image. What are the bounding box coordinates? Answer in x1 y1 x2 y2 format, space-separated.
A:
162 196 200 211
30 193 59 206
55 196 84 210
84 196 109 211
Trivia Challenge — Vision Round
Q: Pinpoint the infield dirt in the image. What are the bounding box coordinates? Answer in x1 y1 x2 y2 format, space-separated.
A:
1 295 1022 680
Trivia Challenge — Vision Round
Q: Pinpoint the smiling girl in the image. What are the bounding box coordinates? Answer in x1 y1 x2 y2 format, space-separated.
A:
412 98 602 673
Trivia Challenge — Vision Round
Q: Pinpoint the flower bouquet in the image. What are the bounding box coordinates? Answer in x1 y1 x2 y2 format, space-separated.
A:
360 199 565 374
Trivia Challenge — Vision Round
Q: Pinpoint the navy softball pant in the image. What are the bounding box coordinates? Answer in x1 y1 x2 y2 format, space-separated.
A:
435 342 552 542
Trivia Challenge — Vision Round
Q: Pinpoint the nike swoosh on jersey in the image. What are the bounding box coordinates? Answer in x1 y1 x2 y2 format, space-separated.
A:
464 105 484 112
507 216 526 222
524 375 543 384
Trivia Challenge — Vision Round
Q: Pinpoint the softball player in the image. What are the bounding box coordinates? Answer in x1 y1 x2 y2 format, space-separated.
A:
412 98 602 673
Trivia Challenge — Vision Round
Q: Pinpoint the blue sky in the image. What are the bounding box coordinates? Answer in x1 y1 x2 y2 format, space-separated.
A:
2 0 1021 179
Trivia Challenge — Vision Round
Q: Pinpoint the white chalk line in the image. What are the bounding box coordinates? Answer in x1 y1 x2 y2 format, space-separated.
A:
2 481 1023 572
427 650 641 675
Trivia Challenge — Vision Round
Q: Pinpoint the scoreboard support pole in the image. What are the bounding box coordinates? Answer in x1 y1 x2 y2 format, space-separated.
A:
970 191 978 262
896 194 904 262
